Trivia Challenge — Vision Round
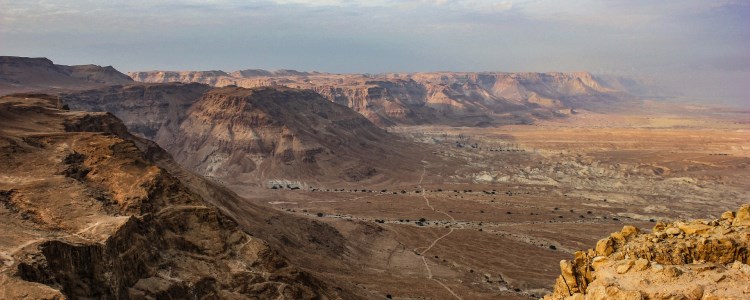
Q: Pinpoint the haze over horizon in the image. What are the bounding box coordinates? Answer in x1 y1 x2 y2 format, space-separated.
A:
1 0 748 106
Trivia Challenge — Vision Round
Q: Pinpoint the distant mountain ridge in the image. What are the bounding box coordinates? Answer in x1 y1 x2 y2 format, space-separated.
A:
0 56 133 95
129 69 633 126
0 56 422 185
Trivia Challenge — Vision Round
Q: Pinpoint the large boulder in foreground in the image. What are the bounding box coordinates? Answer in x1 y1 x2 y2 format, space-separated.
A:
544 204 750 300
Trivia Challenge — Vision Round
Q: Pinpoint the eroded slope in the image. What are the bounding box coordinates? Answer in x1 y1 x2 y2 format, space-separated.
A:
0 94 338 299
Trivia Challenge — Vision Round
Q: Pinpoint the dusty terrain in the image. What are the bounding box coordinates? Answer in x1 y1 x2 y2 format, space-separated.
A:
1 56 748 299
227 109 749 299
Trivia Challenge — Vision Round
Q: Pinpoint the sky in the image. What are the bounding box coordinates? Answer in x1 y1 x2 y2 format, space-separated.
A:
1 0 748 105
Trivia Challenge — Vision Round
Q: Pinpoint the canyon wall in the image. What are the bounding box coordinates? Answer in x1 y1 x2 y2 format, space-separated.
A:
130 70 631 126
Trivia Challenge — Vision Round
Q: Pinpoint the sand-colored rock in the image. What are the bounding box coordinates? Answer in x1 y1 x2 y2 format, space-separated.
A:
544 208 750 300
678 222 713 235
595 238 614 256
732 204 750 226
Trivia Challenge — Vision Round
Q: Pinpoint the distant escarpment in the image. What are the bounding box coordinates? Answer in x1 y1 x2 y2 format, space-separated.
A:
544 204 750 300
62 85 421 185
167 86 419 185
130 69 631 126
0 94 340 299
0 56 133 95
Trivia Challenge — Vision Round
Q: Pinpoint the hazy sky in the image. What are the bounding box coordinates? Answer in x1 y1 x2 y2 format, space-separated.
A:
1 0 748 105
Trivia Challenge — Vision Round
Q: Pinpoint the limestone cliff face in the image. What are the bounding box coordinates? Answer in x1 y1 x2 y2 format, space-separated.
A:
544 205 750 300
0 94 338 299
128 70 629 126
168 86 417 184
0 56 133 95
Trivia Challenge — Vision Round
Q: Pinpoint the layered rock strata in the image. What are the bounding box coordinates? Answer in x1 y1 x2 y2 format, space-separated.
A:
0 94 338 299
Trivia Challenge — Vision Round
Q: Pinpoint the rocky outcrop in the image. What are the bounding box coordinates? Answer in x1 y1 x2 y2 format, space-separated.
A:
0 56 133 96
0 94 339 299
128 69 631 126
167 86 420 184
544 204 750 300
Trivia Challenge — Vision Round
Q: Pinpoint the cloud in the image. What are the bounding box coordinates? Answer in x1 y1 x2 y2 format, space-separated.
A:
0 0 747 107
515 0 748 27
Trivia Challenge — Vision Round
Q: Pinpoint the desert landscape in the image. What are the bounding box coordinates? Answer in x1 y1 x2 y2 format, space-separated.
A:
231 109 749 299
1 55 747 299
1 1 749 299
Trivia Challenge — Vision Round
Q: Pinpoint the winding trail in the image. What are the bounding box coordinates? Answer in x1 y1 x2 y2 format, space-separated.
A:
416 161 463 300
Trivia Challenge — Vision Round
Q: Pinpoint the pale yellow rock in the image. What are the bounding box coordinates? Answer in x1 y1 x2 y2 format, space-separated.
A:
611 232 626 243
595 238 614 256
678 223 713 235
544 205 750 300
620 225 639 239
560 260 578 292
586 285 643 300
720 211 734 221
564 293 584 300
652 221 667 232
616 263 632 274
591 256 608 271
730 261 742 269
633 258 649 271
731 204 750 226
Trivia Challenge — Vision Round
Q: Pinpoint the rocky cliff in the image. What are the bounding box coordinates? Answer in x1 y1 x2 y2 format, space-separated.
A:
0 94 339 299
544 204 750 300
60 83 212 141
167 86 419 185
61 85 422 186
128 69 630 126
0 56 133 96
